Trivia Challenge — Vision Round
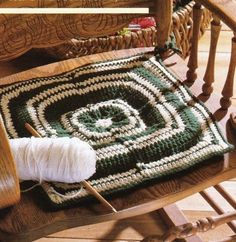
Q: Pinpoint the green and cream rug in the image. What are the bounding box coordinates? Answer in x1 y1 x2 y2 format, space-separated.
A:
0 53 233 207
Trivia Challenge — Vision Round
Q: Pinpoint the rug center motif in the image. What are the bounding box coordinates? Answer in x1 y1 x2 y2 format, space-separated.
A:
60 99 146 146
95 118 113 129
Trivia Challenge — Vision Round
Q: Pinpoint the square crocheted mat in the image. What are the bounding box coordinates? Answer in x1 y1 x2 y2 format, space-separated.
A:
0 53 233 207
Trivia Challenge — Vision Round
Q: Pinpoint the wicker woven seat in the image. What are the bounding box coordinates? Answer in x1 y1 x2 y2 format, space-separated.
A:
39 1 211 60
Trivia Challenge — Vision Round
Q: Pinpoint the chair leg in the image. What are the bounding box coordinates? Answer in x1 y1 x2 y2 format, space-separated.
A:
186 3 204 83
141 211 236 242
220 32 236 109
200 190 236 232
202 14 221 95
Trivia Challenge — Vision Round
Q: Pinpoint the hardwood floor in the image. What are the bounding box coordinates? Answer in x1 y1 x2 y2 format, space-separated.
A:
36 212 167 242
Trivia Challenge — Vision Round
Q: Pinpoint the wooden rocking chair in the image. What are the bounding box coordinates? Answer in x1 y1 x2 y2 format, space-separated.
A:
0 1 235 241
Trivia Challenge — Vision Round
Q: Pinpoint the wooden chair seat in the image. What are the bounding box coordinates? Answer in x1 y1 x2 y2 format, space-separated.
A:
0 48 235 242
0 1 236 241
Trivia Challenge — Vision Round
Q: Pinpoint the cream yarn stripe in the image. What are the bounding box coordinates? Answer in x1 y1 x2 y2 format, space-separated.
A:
9 137 96 183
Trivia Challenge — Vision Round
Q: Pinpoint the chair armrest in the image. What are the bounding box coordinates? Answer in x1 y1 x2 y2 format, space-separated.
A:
196 0 236 32
0 116 20 209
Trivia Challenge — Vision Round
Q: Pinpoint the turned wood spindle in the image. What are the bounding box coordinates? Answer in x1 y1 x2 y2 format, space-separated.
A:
142 211 236 242
200 190 236 232
220 32 236 109
186 2 204 83
214 184 236 210
202 14 222 95
154 0 172 58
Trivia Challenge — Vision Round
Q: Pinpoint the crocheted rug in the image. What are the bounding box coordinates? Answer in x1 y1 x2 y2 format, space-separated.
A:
0 53 233 207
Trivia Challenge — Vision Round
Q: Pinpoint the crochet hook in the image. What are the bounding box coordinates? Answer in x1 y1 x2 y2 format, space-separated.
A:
25 123 117 213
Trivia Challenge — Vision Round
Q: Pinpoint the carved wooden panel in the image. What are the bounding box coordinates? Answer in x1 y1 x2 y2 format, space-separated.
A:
0 0 156 61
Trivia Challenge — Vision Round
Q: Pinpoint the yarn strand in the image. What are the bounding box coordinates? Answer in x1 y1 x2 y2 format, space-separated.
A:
20 182 83 199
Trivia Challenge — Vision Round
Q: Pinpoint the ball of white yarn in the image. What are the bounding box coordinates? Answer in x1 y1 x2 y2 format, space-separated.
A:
9 137 96 183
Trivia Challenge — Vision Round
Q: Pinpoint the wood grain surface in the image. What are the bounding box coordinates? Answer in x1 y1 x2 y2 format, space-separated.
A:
0 20 235 242
0 48 235 242
0 116 20 209
0 1 235 241
202 15 222 95
0 0 157 61
144 211 236 241
196 0 236 32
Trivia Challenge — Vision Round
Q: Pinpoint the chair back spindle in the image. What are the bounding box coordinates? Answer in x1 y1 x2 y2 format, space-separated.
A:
220 31 236 109
202 14 222 95
187 1 236 110
186 2 204 82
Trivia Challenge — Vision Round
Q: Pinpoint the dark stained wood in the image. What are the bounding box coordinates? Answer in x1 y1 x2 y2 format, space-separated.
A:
0 48 235 242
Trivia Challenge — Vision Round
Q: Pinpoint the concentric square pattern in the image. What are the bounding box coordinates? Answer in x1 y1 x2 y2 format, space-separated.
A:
0 53 233 207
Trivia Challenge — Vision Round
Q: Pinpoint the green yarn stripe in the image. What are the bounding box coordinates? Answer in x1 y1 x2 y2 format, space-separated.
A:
0 52 233 207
